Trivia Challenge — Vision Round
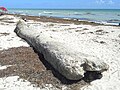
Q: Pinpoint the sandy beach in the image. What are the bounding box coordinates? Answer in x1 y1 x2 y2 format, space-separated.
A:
0 14 120 90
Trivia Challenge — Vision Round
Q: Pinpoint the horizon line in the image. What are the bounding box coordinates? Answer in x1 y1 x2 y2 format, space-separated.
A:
7 8 120 10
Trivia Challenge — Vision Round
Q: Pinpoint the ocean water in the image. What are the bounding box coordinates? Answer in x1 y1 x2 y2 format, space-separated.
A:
8 9 120 25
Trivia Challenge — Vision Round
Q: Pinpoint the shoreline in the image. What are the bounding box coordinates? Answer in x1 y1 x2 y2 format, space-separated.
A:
4 9 120 26
5 13 120 26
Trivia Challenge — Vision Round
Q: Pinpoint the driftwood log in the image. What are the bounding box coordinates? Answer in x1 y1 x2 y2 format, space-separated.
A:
14 20 108 80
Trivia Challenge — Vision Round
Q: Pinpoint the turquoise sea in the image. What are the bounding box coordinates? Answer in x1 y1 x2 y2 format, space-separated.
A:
8 9 120 25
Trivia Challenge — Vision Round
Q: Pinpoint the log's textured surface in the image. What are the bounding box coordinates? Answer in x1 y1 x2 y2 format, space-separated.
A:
14 20 109 80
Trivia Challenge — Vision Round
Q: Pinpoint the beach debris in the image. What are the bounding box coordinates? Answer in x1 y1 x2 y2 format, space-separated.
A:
82 28 89 30
21 16 27 22
0 32 10 36
0 15 20 23
14 20 109 80
95 29 109 35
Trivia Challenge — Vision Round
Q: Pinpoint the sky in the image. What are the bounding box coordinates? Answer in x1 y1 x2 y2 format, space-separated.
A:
0 0 120 9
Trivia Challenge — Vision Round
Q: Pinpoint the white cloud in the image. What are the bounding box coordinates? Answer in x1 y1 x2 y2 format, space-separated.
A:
96 0 115 5
96 0 105 4
108 0 114 4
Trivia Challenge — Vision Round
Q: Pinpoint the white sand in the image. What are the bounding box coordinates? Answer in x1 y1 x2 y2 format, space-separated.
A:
0 15 120 90
0 75 58 90
0 22 29 50
0 75 60 90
